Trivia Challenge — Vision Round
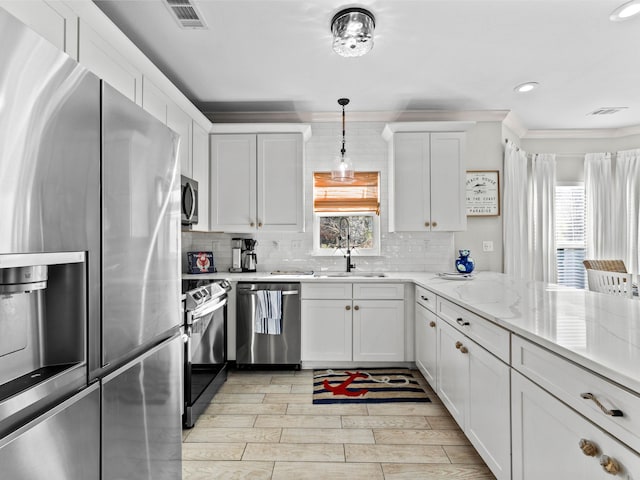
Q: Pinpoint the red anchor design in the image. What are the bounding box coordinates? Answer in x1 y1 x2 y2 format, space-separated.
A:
323 371 369 397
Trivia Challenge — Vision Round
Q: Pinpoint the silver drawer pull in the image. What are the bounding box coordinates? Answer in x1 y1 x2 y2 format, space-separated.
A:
238 290 299 296
456 317 470 326
580 393 624 417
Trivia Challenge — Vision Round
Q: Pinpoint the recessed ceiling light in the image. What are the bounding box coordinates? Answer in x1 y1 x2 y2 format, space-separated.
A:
514 82 539 93
610 0 640 21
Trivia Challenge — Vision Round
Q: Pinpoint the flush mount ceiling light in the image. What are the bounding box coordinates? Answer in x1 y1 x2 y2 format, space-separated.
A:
331 98 355 182
514 82 539 93
331 8 375 57
610 0 640 21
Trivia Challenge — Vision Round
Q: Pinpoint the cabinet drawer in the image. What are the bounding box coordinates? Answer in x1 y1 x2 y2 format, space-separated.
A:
353 283 404 300
415 285 436 312
301 283 352 299
436 297 509 363
513 335 640 452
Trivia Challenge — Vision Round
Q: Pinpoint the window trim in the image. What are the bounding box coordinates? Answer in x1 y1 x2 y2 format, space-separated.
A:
312 211 381 257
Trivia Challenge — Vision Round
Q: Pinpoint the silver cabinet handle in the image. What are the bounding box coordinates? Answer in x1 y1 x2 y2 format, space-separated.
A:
456 317 470 326
237 290 299 296
580 393 623 417
420 295 429 301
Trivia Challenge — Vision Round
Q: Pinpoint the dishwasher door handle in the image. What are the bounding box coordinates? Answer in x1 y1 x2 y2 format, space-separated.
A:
237 290 299 296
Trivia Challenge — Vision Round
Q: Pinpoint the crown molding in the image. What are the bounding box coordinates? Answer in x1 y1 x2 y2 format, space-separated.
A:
209 123 312 141
205 109 510 125
523 124 640 139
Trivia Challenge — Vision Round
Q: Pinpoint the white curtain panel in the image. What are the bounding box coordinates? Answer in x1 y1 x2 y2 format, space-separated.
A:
503 142 531 279
531 154 557 283
615 149 640 274
584 153 614 260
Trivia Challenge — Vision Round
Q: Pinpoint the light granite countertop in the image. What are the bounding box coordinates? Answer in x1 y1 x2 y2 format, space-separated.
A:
183 270 640 395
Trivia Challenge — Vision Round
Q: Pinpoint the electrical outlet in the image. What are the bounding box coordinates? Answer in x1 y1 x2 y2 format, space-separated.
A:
482 241 494 252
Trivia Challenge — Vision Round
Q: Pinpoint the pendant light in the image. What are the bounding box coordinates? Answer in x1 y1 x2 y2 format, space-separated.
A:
331 98 355 182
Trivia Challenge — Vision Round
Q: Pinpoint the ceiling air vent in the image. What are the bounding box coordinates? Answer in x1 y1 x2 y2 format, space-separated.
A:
164 0 207 29
588 107 628 116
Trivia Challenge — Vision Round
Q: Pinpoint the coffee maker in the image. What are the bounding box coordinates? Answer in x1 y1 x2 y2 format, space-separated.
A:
241 239 257 272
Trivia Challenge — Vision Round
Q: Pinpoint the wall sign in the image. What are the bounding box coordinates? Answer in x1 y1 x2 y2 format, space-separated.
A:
466 170 500 216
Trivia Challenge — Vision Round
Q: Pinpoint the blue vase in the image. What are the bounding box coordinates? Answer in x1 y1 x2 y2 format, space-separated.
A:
455 249 475 273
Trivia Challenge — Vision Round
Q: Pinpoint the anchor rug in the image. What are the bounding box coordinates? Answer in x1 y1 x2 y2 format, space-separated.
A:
312 368 431 404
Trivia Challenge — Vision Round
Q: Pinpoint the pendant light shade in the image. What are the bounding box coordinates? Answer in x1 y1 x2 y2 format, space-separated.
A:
331 98 355 182
331 8 375 57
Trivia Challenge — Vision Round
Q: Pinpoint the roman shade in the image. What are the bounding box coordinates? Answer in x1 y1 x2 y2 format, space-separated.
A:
313 171 380 214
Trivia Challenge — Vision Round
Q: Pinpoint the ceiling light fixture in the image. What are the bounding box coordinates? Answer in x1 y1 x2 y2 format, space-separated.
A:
331 8 375 57
331 98 355 182
514 82 539 93
610 0 640 21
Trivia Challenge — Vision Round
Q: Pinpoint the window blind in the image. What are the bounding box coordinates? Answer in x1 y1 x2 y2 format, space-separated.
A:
313 171 380 214
555 185 586 289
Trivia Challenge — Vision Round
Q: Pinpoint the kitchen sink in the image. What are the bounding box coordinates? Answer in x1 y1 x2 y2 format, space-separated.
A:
313 272 387 278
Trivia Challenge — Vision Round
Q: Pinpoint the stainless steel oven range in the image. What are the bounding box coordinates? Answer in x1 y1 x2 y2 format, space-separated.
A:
182 279 230 428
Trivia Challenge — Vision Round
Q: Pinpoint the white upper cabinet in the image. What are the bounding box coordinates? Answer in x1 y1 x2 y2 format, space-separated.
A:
166 100 192 176
210 125 310 233
0 0 77 58
191 122 209 232
383 122 472 232
257 134 304 232
78 19 142 104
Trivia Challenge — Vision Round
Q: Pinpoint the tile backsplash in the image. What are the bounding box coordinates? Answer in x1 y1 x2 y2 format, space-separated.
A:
182 121 456 274
182 230 455 274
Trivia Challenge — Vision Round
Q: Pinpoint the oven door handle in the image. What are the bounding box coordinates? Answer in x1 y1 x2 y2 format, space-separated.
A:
190 297 227 321
237 290 299 296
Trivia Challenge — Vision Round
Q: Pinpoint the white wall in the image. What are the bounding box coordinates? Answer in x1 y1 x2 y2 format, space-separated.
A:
184 120 508 274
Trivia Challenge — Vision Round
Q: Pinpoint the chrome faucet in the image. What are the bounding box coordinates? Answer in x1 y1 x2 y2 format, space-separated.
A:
339 217 356 272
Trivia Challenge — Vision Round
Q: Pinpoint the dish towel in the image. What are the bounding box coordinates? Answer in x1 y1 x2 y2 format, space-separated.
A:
255 290 283 335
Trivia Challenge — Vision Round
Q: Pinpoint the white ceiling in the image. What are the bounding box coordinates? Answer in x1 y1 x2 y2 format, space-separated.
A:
93 0 640 131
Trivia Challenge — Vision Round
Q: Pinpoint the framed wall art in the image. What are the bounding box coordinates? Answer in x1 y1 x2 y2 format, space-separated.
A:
466 170 500 216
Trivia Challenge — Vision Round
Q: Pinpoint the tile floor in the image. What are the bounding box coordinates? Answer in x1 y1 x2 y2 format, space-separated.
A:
182 369 496 480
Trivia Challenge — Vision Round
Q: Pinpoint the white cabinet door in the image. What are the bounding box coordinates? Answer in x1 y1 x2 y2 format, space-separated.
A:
353 300 404 362
210 134 257 232
390 132 431 232
257 134 303 231
430 132 466 231
467 335 511 480
167 101 192 176
141 77 168 124
301 300 352 362
415 303 437 389
512 371 640 480
191 122 209 232
78 20 142 104
389 131 466 232
0 0 77 58
437 319 467 428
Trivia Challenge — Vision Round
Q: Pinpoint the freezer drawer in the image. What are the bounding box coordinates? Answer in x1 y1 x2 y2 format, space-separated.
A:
102 333 182 480
0 384 100 480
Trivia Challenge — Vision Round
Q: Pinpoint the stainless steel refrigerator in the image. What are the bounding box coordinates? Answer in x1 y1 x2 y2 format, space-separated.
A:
0 7 182 479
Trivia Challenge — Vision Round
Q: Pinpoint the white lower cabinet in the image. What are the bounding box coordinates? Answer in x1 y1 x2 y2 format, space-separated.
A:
437 319 511 480
414 303 437 387
512 370 640 479
301 299 352 362
353 300 404 362
301 283 404 363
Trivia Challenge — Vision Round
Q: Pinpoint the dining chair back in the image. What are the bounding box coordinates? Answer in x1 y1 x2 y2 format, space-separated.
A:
586 269 633 298
582 259 627 273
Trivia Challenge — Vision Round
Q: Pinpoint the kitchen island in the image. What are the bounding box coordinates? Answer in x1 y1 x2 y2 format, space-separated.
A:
184 270 640 479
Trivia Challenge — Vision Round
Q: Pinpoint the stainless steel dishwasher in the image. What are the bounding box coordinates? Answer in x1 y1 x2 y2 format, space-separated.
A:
236 282 301 366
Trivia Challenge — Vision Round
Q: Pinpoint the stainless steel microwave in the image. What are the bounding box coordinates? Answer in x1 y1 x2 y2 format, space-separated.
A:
181 175 198 226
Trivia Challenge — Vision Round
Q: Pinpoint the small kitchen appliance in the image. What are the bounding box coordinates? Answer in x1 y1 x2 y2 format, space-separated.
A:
230 238 243 272
241 239 258 272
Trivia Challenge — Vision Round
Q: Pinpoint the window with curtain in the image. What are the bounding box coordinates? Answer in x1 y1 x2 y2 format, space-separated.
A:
555 184 586 289
313 171 380 255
